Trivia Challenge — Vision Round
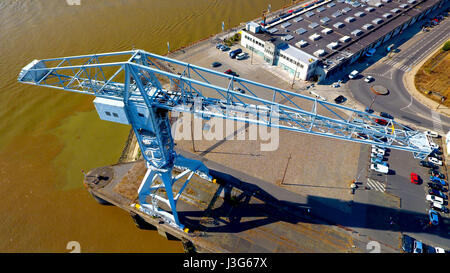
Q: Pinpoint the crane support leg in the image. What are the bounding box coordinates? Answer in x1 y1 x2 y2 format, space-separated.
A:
137 156 213 229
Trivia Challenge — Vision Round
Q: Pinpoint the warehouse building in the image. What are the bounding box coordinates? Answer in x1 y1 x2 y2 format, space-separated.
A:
241 0 448 81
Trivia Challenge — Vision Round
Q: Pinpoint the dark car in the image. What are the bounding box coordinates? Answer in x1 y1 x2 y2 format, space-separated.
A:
430 203 449 214
375 118 388 125
356 133 368 139
425 245 437 253
365 107 374 113
402 235 414 253
403 125 415 131
211 61 222 68
334 95 346 104
229 48 243 59
380 112 394 120
430 154 442 160
428 188 448 199
420 160 437 169
235 87 245 94
429 169 445 179
428 182 446 192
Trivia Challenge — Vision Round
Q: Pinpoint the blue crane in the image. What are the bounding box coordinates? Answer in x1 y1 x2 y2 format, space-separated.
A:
18 49 432 229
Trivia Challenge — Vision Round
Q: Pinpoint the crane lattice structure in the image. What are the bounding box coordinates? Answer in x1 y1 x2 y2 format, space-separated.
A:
18 49 431 229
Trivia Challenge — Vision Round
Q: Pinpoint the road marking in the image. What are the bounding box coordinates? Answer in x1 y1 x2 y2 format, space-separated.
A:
367 178 386 192
400 95 414 111
431 110 444 133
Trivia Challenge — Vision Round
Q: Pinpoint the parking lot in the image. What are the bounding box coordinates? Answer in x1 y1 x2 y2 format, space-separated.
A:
363 134 450 251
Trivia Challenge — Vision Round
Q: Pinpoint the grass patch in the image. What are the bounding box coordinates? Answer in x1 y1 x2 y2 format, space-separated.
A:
223 33 241 47
414 43 450 107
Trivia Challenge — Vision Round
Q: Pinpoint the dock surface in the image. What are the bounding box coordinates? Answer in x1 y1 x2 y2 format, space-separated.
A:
84 153 382 253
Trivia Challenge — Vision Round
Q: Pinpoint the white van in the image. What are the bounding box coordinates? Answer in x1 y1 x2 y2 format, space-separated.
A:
371 163 388 174
236 52 248 60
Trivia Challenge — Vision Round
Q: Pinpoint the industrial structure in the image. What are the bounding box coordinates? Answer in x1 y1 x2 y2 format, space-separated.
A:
241 0 448 81
18 49 432 229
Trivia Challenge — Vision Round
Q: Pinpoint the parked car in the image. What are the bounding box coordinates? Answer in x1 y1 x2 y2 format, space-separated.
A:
420 160 436 169
428 157 443 166
429 202 449 214
348 70 359 79
429 154 442 160
427 182 446 192
429 142 440 150
236 52 248 60
428 188 447 200
365 107 374 113
429 169 445 179
219 45 230 51
371 163 389 174
402 235 414 253
216 43 224 49
211 61 222 68
403 125 415 131
224 69 239 77
380 112 394 120
364 75 374 83
334 95 346 104
432 149 443 155
372 145 388 151
371 152 384 160
365 48 376 57
356 133 368 139
234 87 245 94
413 240 423 253
410 172 420 184
332 81 341 88
375 118 388 125
429 209 439 225
425 245 445 253
426 194 444 205
424 130 439 138
371 157 384 164
372 147 385 156
229 48 243 59
430 176 447 186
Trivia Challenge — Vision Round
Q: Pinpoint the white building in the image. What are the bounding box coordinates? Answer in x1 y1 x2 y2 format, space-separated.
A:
241 27 318 81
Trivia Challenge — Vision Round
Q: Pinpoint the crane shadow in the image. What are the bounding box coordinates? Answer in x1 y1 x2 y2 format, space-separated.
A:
178 168 450 243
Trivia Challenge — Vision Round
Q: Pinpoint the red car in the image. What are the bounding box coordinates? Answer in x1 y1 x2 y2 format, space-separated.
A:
410 172 420 184
224 69 239 77
375 118 388 125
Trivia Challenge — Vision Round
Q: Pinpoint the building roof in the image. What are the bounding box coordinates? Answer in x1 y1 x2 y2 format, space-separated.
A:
280 44 318 64
244 0 440 71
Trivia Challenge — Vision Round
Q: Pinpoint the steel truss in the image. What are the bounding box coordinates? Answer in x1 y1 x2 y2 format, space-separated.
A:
18 49 432 228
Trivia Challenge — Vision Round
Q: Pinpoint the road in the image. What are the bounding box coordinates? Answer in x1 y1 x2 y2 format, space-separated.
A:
347 13 450 134
343 8 450 251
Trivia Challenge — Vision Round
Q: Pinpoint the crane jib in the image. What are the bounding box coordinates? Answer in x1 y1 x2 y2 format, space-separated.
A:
18 49 433 229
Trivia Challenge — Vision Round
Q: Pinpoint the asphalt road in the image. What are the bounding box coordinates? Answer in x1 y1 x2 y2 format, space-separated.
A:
347 14 450 134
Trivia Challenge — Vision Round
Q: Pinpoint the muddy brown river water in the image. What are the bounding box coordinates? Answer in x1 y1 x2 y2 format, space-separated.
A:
0 0 287 252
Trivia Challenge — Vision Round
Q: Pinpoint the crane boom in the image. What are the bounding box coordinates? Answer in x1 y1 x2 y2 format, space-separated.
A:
18 49 432 228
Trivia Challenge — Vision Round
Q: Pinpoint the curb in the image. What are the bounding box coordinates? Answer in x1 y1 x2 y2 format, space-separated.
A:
402 42 450 118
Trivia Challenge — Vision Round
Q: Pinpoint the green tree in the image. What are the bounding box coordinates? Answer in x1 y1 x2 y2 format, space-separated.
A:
443 41 450 51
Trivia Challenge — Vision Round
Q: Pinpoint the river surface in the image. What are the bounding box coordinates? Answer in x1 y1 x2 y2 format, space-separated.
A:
0 0 286 252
